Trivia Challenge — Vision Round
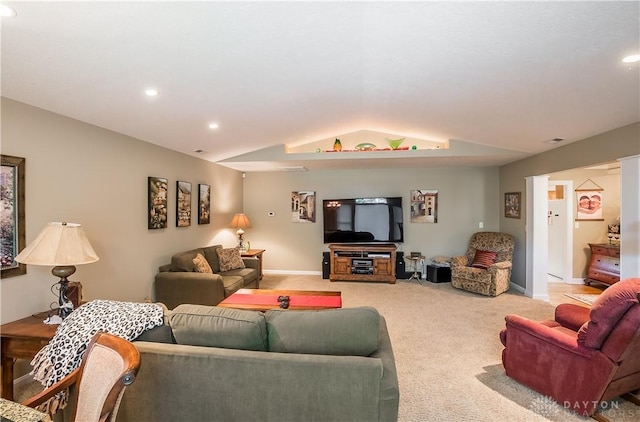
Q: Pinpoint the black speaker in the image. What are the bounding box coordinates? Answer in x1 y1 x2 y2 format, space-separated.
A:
322 252 330 279
395 251 409 279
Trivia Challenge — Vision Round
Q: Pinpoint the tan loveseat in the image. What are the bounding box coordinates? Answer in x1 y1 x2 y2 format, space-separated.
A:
154 245 259 309
118 305 399 422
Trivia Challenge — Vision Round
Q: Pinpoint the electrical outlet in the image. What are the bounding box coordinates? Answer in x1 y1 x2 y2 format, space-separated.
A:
479 222 484 229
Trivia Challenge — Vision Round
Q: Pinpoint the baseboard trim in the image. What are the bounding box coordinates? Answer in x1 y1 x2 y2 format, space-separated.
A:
566 278 586 285
263 270 322 276
510 282 525 294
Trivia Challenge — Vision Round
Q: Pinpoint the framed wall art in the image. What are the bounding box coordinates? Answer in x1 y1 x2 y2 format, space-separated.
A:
1 155 26 278
148 177 168 229
198 183 211 225
504 192 521 219
176 181 192 227
410 189 438 223
291 191 315 222
576 189 604 221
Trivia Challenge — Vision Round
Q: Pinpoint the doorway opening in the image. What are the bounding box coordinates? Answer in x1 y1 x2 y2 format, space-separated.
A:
547 181 573 284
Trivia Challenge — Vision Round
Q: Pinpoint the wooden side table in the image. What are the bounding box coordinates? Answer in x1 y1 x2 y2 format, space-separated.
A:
241 249 265 280
1 313 57 400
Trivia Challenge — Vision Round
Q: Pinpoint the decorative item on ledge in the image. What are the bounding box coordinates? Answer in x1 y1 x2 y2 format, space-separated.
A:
15 222 99 321
386 137 406 150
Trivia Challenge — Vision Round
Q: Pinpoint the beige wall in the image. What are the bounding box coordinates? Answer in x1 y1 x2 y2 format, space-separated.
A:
500 122 640 287
242 166 501 273
0 98 243 323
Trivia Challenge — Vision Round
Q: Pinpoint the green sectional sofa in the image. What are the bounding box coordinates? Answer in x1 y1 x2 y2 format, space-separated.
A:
154 245 259 309
118 305 399 422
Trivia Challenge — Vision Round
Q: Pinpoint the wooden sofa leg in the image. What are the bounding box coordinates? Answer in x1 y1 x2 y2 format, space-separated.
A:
590 412 610 422
621 392 640 406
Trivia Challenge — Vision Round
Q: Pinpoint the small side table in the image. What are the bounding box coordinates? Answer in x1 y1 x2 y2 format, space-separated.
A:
404 256 425 282
1 312 57 400
241 249 266 281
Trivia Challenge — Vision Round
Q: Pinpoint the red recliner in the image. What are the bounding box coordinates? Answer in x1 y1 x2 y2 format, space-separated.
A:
500 278 640 418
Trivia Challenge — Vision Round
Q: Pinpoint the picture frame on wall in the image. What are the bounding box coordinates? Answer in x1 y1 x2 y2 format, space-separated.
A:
198 183 211 225
176 181 192 227
1 155 26 278
148 177 168 229
291 191 316 222
504 192 521 219
410 189 438 223
576 189 604 221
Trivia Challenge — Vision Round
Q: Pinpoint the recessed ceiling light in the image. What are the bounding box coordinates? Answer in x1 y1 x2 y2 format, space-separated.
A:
208 123 219 129
622 54 640 63
194 149 207 154
144 88 158 97
0 4 16 17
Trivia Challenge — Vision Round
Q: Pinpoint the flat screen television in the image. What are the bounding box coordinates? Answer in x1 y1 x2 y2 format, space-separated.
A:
323 197 404 244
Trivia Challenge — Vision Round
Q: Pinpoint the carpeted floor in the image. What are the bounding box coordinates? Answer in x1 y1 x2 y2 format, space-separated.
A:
260 274 638 422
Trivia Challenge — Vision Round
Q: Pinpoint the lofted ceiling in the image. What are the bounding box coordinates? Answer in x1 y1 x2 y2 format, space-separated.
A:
1 1 638 172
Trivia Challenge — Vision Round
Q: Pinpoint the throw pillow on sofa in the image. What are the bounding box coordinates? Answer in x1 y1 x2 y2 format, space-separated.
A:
471 250 496 269
192 253 213 273
216 247 245 272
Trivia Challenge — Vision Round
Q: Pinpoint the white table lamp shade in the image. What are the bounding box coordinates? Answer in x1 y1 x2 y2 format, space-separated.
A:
15 222 99 266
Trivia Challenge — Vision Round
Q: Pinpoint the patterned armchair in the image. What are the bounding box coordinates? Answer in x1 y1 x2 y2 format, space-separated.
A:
450 232 514 296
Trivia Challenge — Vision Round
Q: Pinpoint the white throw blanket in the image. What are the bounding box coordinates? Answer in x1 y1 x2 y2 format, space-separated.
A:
30 300 165 414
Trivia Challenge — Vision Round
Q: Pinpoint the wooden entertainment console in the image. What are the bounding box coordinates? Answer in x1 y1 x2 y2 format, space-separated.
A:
329 243 396 284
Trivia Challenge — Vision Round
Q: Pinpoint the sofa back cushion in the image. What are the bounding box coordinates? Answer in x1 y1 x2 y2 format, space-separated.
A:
265 306 380 356
170 304 267 351
203 245 222 273
170 248 205 272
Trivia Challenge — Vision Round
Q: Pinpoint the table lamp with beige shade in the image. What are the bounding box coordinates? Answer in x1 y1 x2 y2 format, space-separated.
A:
229 213 252 252
15 222 99 321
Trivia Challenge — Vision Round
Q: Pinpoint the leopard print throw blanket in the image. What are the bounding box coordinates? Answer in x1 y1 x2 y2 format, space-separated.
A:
30 300 164 415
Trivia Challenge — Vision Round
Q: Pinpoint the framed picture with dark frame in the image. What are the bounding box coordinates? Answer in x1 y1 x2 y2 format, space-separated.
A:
148 177 168 229
176 181 192 227
198 184 211 225
504 192 521 219
1 155 26 278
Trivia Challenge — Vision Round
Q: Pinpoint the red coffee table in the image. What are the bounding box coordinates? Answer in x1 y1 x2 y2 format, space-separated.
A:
218 289 342 311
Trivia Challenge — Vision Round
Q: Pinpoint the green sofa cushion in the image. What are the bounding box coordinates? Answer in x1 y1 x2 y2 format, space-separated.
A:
265 306 380 356
170 304 267 351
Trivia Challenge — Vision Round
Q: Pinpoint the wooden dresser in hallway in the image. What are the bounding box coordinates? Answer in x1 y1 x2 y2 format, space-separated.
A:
585 243 620 286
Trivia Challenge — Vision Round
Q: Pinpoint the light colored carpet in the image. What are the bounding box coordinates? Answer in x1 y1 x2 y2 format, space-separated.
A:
564 293 600 306
261 274 638 422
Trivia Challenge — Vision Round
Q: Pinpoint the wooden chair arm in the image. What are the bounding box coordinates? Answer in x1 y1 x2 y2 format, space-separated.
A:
22 368 81 408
